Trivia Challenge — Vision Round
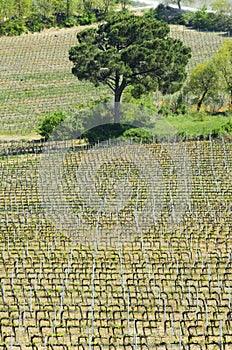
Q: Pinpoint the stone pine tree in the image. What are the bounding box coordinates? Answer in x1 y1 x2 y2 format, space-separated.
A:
69 11 191 123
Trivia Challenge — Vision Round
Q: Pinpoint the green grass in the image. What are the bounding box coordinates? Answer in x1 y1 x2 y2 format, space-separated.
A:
165 113 232 138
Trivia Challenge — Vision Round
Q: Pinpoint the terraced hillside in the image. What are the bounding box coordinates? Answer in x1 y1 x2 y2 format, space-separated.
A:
0 138 231 349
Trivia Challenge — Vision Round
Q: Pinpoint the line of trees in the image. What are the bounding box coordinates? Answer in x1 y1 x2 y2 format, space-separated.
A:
0 0 114 21
0 0 120 35
1 0 69 20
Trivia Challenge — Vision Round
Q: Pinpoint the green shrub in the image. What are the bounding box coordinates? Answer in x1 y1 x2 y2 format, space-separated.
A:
61 15 80 27
82 123 135 143
158 105 172 116
78 12 96 25
223 120 232 133
0 17 26 36
55 12 80 28
121 128 153 143
37 111 66 140
25 14 54 32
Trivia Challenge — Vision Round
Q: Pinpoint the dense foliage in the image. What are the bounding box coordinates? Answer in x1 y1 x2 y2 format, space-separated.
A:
69 11 191 123
37 111 66 140
0 0 112 35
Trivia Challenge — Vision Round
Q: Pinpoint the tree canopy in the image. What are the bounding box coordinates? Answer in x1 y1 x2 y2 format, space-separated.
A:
69 11 191 123
214 40 232 106
185 60 219 111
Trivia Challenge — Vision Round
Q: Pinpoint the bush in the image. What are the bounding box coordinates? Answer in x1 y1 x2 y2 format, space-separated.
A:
37 111 66 140
55 12 80 28
61 15 80 27
121 128 153 143
82 123 134 143
25 14 54 32
0 17 26 36
78 12 96 25
223 120 232 133
158 105 172 116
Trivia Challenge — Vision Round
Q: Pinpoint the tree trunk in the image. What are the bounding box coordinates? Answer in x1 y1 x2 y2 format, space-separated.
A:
114 77 126 123
114 96 121 124
197 90 207 111
114 87 124 123
122 0 127 10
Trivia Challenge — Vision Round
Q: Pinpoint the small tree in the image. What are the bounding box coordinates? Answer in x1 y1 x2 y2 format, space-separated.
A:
185 60 219 111
69 11 191 123
37 111 66 140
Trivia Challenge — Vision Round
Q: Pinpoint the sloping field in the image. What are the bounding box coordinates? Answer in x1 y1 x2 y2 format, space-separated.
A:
0 26 108 137
0 25 229 137
0 139 231 348
169 25 228 70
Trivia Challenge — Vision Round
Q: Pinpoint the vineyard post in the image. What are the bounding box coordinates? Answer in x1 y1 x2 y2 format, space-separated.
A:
179 325 182 349
30 285 33 313
133 320 138 349
205 303 208 327
59 279 64 322
18 313 21 344
163 299 167 332
127 291 130 335
44 336 47 349
171 313 175 342
221 136 228 170
119 248 125 301
228 286 231 308
209 134 219 193
208 263 211 283
220 319 223 349
10 331 13 350
1 280 5 304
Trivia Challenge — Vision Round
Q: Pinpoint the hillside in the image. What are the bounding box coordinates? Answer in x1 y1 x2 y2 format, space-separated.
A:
0 24 229 139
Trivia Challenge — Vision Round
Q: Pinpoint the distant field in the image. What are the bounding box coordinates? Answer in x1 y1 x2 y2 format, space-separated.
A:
0 24 230 138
